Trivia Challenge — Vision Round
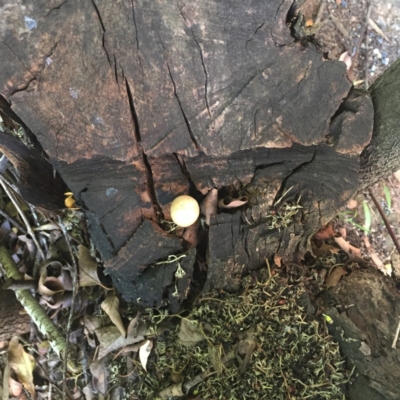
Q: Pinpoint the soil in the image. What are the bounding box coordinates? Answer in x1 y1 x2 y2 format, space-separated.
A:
306 0 400 87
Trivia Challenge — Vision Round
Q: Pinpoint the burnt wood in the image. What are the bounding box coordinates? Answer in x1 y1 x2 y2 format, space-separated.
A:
0 1 372 304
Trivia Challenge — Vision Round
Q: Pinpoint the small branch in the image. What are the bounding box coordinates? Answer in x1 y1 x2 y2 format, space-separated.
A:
0 245 80 373
364 2 371 88
315 0 325 26
392 317 400 349
0 177 45 260
348 3 372 82
58 217 80 397
2 278 38 290
368 189 400 256
0 208 27 233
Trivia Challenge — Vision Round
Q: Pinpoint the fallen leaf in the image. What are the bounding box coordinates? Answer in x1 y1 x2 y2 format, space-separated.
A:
218 196 248 209
101 293 126 337
181 219 199 246
139 339 153 371
158 383 184 398
201 188 218 225
273 254 282 267
9 377 27 400
314 224 335 241
84 315 106 334
236 333 259 374
178 319 204 347
95 321 150 360
82 384 95 400
368 18 390 42
33 222 61 231
89 359 108 395
8 337 36 399
38 261 72 296
325 266 345 288
78 245 106 288
363 236 389 275
127 312 142 337
208 343 223 373
339 51 352 70
346 199 357 209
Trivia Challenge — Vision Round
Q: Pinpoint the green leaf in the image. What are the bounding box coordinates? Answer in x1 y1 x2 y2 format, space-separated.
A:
363 201 372 233
384 185 392 210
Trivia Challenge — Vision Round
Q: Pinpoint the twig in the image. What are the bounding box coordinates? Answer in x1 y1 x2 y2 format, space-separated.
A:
0 176 45 260
58 217 79 400
2 357 10 400
2 278 38 290
348 3 372 82
0 208 26 233
0 244 79 373
329 12 350 39
368 189 400 256
364 3 371 88
315 0 326 26
392 317 400 349
368 17 390 42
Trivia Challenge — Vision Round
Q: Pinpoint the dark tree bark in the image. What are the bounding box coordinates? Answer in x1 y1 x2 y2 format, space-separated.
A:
359 57 400 191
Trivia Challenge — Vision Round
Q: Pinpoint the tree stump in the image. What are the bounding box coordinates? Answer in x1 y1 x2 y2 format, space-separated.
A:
0 0 375 306
2 1 400 399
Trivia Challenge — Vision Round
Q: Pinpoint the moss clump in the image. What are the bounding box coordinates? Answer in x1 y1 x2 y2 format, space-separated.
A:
135 268 350 399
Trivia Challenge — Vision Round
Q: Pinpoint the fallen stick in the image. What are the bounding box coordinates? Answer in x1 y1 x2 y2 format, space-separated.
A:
0 245 80 373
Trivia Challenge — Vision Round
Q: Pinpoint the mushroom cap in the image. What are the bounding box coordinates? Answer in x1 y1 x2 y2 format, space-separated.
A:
170 195 200 228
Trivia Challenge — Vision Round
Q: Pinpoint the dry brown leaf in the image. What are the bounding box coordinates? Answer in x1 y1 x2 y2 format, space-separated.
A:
201 188 218 225
273 254 282 267
346 199 357 210
181 219 199 246
95 321 150 359
89 359 108 395
178 319 204 347
127 312 142 337
84 315 106 334
101 293 126 337
139 339 153 371
325 267 345 288
339 51 352 70
9 377 28 400
314 224 335 241
78 245 106 288
33 222 61 231
218 196 248 209
8 337 36 399
38 261 72 296
363 236 389 275
158 382 184 398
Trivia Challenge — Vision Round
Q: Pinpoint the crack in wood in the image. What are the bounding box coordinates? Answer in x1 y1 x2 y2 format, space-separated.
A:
90 0 112 69
45 0 68 17
190 29 211 119
124 78 162 219
245 22 265 49
165 61 200 152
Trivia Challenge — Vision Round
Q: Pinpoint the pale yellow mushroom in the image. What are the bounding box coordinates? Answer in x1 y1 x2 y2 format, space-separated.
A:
170 195 200 228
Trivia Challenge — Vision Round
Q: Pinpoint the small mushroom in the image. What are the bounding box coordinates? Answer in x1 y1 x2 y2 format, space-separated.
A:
170 195 200 228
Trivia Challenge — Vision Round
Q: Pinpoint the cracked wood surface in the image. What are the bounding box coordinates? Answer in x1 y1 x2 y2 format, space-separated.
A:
0 0 373 299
